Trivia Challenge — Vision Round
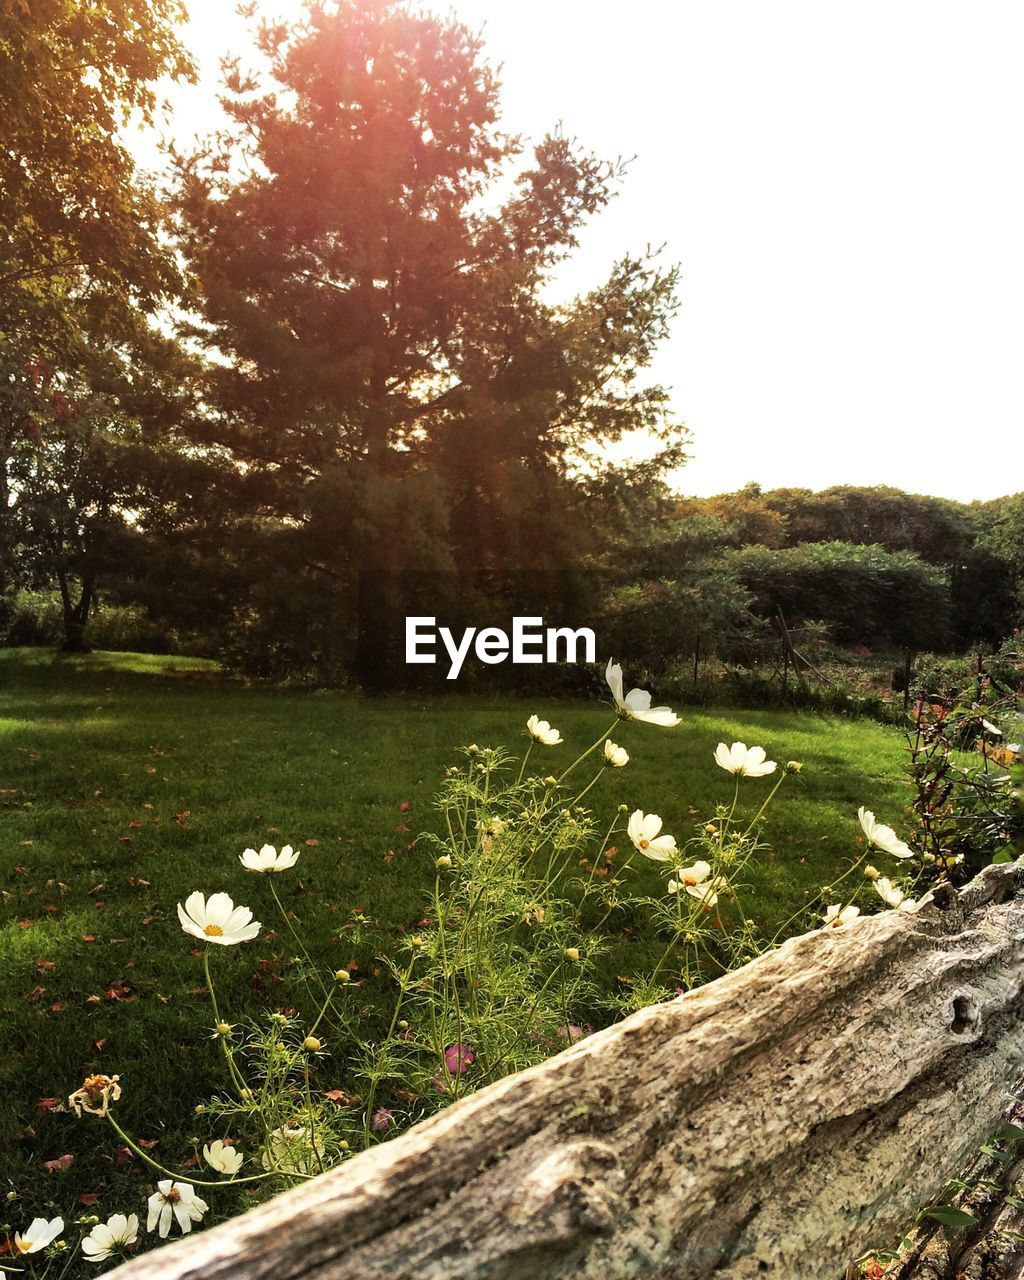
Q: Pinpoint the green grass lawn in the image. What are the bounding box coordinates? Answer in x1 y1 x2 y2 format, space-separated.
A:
0 647 913 1253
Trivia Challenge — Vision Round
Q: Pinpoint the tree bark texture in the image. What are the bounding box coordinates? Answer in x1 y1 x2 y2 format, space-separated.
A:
108 861 1024 1280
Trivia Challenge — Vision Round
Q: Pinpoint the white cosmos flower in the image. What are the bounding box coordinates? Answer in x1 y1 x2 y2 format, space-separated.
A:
627 810 677 861
874 877 918 913
605 659 680 727
81 1213 139 1262
526 715 563 746
714 741 777 778
666 860 712 894
203 1139 244 1176
239 843 299 873
603 740 629 767
177 891 261 946
146 1181 208 1239
686 875 728 909
823 904 861 928
15 1216 63 1254
857 807 914 859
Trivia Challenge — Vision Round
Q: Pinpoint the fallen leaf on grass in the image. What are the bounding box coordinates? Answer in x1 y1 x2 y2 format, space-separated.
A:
44 1154 74 1172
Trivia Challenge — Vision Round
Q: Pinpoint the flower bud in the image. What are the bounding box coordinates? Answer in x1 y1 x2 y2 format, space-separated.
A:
543 776 558 787
564 947 580 962
618 804 628 814
398 1019 409 1029
303 1036 322 1053
339 1139 350 1151
335 969 351 983
6 1190 17 1201
922 852 936 864
466 744 480 754
786 760 803 774
436 854 453 868
215 1022 232 1036
863 865 880 881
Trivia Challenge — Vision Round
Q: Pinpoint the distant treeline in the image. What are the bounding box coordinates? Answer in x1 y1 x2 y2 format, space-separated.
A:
682 485 1022 648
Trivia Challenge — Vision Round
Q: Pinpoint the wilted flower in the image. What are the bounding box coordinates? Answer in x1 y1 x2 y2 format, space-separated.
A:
627 810 677 861
443 1043 476 1076
261 1124 317 1174
823 904 861 928
81 1213 139 1262
146 1182 207 1239
69 1073 121 1118
371 1107 393 1133
857 808 914 859
603 740 629 767
605 659 680 727
177 891 262 945
874 877 918 913
203 1140 243 1176
557 1024 594 1044
239 844 299 873
14 1216 63 1254
526 715 562 746
714 742 777 777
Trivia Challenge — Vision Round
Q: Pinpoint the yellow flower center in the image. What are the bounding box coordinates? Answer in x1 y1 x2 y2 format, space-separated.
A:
166 1188 181 1203
204 924 224 937
16 1240 33 1253
639 839 650 849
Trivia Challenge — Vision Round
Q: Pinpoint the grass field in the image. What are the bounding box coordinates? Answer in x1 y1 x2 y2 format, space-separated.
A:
0 647 914 1254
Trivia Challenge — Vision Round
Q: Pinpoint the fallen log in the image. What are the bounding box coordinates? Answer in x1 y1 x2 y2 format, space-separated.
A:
109 860 1024 1280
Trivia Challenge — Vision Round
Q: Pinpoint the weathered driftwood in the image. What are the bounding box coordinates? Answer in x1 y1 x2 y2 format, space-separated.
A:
109 861 1024 1280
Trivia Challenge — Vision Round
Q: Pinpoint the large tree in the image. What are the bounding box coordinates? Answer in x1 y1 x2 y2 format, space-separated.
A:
173 0 686 686
0 0 195 647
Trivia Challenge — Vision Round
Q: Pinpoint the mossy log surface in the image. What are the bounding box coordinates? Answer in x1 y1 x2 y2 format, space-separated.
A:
108 862 1024 1280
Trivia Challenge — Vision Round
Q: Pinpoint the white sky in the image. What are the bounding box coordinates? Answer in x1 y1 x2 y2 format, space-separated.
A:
156 0 1024 501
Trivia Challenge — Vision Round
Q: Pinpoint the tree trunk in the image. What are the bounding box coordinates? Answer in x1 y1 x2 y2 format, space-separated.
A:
58 567 95 652
106 861 1024 1280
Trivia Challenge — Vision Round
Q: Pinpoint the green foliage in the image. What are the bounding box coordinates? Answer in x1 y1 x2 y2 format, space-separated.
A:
907 639 1024 874
1 590 180 654
0 0 200 649
724 541 951 649
170 0 686 686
